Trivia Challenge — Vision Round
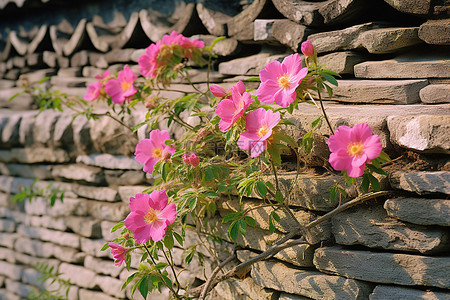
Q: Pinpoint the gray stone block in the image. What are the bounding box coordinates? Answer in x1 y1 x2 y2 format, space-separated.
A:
0 148 70 164
390 171 450 195
76 153 142 170
370 285 450 300
420 84 450 104
314 246 450 288
84 255 123 277
384 198 450 227
59 263 97 289
52 164 106 184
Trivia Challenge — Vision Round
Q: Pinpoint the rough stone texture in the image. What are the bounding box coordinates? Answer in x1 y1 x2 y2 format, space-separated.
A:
384 0 431 15
384 198 450 227
78 289 118 300
354 53 450 79
65 216 102 238
207 277 280 300
76 153 142 170
317 51 366 75
330 79 428 104
95 275 126 298
314 246 450 288
59 263 97 289
0 261 22 280
218 52 286 76
255 19 311 52
251 259 373 299
279 293 313 300
332 202 450 253
420 84 450 104
18 224 80 248
52 164 105 184
117 185 147 203
84 255 123 277
0 148 69 163
370 285 450 300
0 163 53 179
387 114 450 153
390 171 450 195
419 19 450 45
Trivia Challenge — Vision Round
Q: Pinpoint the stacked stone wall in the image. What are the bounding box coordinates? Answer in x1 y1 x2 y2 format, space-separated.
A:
0 0 449 299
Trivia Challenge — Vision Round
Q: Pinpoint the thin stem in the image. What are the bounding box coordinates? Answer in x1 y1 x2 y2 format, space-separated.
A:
270 159 280 193
316 82 334 135
162 247 182 293
199 254 236 299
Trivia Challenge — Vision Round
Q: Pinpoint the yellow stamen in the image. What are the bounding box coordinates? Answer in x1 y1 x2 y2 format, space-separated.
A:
277 74 291 89
144 208 158 224
121 81 131 91
347 142 364 157
152 148 162 158
257 125 269 137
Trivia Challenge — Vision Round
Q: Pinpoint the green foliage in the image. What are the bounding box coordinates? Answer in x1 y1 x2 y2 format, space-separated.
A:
27 263 72 300
10 179 65 206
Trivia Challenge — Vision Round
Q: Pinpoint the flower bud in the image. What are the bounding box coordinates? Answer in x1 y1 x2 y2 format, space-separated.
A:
182 154 190 164
162 150 172 161
301 40 314 57
189 153 199 166
209 84 227 97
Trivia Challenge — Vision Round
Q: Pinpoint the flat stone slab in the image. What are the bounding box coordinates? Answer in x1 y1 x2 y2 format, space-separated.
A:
387 114 450 153
314 246 450 288
384 197 450 227
255 19 311 52
218 52 286 76
251 259 373 299
317 51 366 75
384 0 431 15
332 202 450 253
330 79 428 104
419 19 450 45
420 84 450 104
390 171 450 195
0 148 69 164
51 164 105 184
354 53 450 79
76 154 142 170
370 285 450 300
309 23 422 54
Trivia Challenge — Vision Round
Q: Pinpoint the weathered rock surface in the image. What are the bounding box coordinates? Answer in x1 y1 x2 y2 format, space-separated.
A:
51 164 105 184
254 19 310 52
390 171 450 195
354 53 450 79
331 79 427 104
384 0 431 15
76 153 142 170
332 202 450 253
251 259 373 299
419 19 450 45
370 285 450 300
388 114 450 153
218 52 286 76
384 198 450 227
59 263 97 289
317 51 366 75
207 276 280 300
314 246 450 288
420 84 450 104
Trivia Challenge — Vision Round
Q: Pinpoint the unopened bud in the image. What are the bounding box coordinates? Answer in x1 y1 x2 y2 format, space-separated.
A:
301 40 315 57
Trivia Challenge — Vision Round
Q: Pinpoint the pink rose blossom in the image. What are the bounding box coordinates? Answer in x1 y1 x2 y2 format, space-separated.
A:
124 191 177 244
84 70 111 101
104 65 137 104
328 123 382 178
301 40 315 57
138 42 161 78
237 108 280 157
188 153 199 166
209 84 227 97
135 129 176 174
257 53 308 107
215 81 253 132
108 242 127 266
182 153 190 164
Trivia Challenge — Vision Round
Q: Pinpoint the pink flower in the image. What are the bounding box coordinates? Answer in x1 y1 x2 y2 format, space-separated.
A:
108 242 127 266
182 153 190 164
257 53 308 107
124 191 177 244
209 84 227 97
216 82 254 132
301 40 315 57
189 153 199 166
328 123 383 178
237 108 280 157
84 70 111 101
139 42 161 78
104 65 137 104
135 129 176 174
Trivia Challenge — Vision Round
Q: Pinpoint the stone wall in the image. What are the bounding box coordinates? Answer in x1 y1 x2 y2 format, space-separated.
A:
0 0 449 299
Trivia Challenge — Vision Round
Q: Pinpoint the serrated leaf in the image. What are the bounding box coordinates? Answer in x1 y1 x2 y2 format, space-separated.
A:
227 220 239 241
278 133 298 149
244 216 256 227
255 181 267 198
139 276 149 298
321 73 338 86
111 221 124 233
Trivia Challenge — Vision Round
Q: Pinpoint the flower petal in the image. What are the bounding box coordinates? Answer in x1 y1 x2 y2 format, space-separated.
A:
129 193 150 213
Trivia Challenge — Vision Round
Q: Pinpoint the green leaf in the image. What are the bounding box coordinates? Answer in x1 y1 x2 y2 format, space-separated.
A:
330 186 336 202
378 150 391 163
101 242 110 251
204 166 214 182
161 162 169 182
139 276 149 299
205 36 226 52
222 211 243 223
361 173 370 193
185 248 195 264
265 181 275 192
271 211 280 222
9 91 24 102
207 201 217 214
173 232 183 246
368 173 380 191
244 216 256 227
255 181 267 198
188 197 197 210
164 233 174 250
267 144 281 165
38 76 50 84
277 133 298 149
321 69 341 77
121 272 139 290
275 191 284 204
227 220 239 241
268 216 275 233
217 185 228 193
321 74 338 86
311 116 322 128
367 164 387 175
205 191 219 198
245 76 261 82
111 221 124 233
